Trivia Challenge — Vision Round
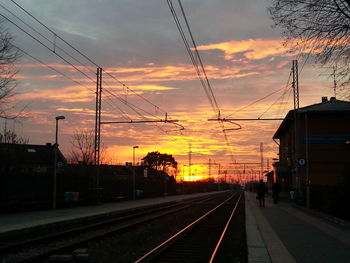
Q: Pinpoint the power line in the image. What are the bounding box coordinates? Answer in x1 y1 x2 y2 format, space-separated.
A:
225 83 291 119
102 72 167 114
258 85 293 119
0 12 96 83
166 0 218 114
16 42 181 141
2 0 182 143
0 2 96 77
15 45 94 92
15 45 142 125
8 0 168 114
177 0 220 115
103 89 182 140
167 0 236 163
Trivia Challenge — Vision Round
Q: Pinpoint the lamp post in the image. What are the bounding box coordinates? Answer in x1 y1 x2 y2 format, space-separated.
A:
132 146 139 200
53 115 65 209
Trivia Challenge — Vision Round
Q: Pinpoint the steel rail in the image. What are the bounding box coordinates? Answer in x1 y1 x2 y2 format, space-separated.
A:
133 192 238 263
1 194 219 262
0 199 193 253
209 192 243 263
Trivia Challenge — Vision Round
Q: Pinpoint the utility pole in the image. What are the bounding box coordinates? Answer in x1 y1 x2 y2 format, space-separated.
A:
260 142 264 180
292 60 300 109
94 67 102 203
94 67 102 166
182 164 185 193
132 146 139 200
208 158 211 180
243 164 246 183
53 115 65 209
292 60 300 192
217 163 221 191
332 66 337 98
189 143 192 181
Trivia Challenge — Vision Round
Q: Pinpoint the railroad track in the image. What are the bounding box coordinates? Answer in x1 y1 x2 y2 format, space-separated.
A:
0 193 225 263
134 192 243 263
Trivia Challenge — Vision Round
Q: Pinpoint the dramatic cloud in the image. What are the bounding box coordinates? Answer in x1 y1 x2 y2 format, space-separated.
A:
197 39 291 60
1 0 337 182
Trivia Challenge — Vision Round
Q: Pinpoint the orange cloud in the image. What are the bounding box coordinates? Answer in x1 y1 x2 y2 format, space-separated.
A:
104 63 263 85
17 85 95 103
56 107 95 115
196 39 291 60
134 85 177 91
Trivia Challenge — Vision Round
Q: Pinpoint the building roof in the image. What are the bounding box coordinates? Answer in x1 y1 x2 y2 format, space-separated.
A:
273 97 350 139
296 97 350 113
0 143 66 165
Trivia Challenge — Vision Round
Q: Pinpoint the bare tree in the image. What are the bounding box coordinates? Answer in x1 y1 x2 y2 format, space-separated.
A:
68 129 95 165
0 20 21 118
269 0 350 90
0 127 28 144
68 129 108 165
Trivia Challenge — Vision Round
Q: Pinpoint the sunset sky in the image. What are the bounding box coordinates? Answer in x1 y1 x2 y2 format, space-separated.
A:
1 0 341 181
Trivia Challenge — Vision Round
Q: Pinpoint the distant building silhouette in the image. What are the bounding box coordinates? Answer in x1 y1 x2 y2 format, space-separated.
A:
0 142 66 174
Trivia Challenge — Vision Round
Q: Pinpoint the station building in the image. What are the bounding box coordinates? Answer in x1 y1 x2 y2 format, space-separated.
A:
272 97 350 207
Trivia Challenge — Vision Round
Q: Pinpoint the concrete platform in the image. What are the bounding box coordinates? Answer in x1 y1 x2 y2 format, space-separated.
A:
0 192 220 235
245 191 350 263
1 190 349 263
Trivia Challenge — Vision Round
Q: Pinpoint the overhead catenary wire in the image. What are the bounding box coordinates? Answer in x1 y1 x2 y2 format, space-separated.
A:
225 81 292 119
0 12 96 83
14 45 95 92
7 0 168 115
166 0 217 113
257 85 293 130
1 0 185 145
13 32 182 140
0 2 97 77
4 0 238 167
102 71 166 114
15 44 138 125
2 3 186 147
103 93 133 122
7 0 230 155
167 0 236 163
258 72 293 119
177 0 220 115
103 89 181 140
224 24 316 121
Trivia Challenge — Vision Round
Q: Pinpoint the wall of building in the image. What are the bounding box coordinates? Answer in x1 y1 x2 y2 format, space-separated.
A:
297 112 350 186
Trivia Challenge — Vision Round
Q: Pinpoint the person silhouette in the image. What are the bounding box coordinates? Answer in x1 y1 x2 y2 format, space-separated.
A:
272 182 280 204
257 179 266 207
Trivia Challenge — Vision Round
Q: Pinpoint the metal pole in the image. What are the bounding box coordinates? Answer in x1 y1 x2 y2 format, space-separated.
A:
189 143 191 182
55 119 58 144
53 119 58 209
218 163 221 191
94 68 102 203
260 142 263 180
133 147 135 200
182 164 185 194
292 60 300 192
53 116 65 209
133 146 139 200
209 158 211 180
